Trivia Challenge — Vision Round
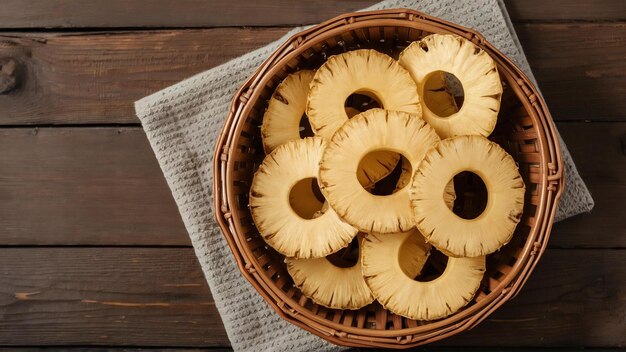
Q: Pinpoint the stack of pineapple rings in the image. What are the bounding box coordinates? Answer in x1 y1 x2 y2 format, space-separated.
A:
251 34 525 320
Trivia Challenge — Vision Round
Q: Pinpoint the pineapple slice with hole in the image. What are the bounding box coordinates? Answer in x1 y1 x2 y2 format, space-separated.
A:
250 137 357 258
307 49 421 139
362 230 485 321
286 235 372 309
287 232 430 310
262 70 316 153
410 135 525 257
262 70 399 188
399 34 502 138
319 109 440 234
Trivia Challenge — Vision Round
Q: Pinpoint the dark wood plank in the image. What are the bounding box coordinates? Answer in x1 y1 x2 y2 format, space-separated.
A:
0 123 626 248
0 248 228 347
516 23 626 122
440 249 626 347
1 24 623 125
504 0 626 22
0 122 622 246
0 0 624 29
551 122 626 248
0 128 187 245
0 349 230 352
0 248 623 347
5 350 621 352
0 29 288 125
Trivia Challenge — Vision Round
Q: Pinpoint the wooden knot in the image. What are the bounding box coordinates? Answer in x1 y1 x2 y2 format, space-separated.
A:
346 16 355 24
0 58 19 94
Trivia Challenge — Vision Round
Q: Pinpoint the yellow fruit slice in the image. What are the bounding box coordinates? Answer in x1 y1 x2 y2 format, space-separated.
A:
362 230 485 321
250 137 357 258
307 49 421 139
286 236 374 309
262 70 399 188
399 34 502 138
261 70 315 153
410 135 525 257
319 109 440 234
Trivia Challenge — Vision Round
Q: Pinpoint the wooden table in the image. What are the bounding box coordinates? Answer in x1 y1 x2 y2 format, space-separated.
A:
0 1 624 350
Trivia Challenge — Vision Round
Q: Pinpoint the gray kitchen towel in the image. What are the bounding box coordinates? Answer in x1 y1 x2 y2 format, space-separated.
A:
135 0 594 350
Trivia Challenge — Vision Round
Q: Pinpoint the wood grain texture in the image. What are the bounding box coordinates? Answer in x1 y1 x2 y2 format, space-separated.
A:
0 248 623 347
0 128 187 245
0 0 624 28
0 29 288 125
1 122 621 246
1 350 622 352
0 350 230 352
0 350 621 352
551 122 626 248
0 248 229 347
0 23 623 125
0 123 622 246
441 249 626 347
517 23 626 122
503 0 626 22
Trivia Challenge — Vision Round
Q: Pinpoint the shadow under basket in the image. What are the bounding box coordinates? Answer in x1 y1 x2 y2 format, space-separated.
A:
214 9 564 349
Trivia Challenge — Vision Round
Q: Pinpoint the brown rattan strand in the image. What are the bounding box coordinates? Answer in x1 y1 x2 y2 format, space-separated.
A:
213 9 564 349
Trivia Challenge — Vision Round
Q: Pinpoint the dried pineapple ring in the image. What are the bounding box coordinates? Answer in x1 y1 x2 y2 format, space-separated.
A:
399 34 503 138
362 230 485 321
262 70 400 187
286 236 375 309
262 70 315 153
410 135 525 257
288 232 430 310
319 109 440 234
307 49 422 139
250 137 357 258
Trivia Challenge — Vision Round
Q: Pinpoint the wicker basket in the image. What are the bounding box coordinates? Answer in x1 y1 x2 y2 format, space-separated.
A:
213 9 564 349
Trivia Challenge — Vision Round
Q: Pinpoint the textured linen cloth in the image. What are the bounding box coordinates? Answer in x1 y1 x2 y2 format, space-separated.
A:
135 0 594 350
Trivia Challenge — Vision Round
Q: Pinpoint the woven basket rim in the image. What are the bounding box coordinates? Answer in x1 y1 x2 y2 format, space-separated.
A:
213 8 564 348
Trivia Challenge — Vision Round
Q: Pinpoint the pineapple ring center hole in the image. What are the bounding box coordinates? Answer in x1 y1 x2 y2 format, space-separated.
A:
288 177 326 219
411 248 448 282
452 171 488 220
423 71 464 118
326 237 359 268
344 91 382 116
357 152 410 196
298 114 315 138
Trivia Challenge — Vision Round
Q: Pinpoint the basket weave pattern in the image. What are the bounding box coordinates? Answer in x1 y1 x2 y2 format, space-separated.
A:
213 9 564 348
